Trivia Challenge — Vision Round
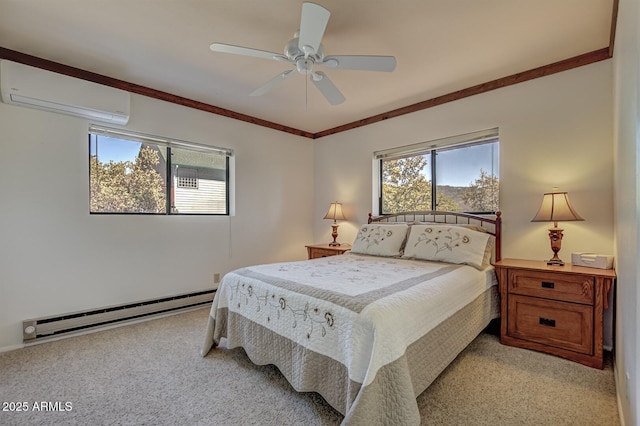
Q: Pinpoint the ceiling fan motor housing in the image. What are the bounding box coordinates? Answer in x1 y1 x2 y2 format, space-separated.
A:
285 36 324 65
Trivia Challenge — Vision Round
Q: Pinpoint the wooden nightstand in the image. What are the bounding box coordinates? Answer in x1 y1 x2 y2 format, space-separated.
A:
305 243 351 259
494 259 615 369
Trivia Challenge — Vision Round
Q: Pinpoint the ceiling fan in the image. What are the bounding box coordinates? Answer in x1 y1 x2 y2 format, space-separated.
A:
209 2 396 105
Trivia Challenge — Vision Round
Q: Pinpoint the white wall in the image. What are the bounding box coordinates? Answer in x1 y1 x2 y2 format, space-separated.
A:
0 93 313 351
613 0 640 424
313 61 614 262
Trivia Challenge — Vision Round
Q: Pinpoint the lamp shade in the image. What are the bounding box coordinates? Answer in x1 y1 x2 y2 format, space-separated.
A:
531 192 584 223
323 202 346 221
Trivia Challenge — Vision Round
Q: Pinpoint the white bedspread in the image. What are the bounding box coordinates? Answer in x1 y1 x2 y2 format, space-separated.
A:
202 253 497 425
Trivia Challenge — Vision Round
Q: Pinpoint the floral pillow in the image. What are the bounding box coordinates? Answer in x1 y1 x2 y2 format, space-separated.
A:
414 222 489 233
413 222 495 264
350 224 409 257
401 224 492 269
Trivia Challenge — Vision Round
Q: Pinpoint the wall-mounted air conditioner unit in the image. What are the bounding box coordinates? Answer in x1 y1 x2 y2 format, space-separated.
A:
0 59 130 125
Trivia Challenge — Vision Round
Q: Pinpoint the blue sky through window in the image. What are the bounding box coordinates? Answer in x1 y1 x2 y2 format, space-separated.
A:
437 142 499 186
90 136 141 163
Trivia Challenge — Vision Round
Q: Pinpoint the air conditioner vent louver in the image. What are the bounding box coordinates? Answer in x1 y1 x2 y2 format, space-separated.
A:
0 59 130 125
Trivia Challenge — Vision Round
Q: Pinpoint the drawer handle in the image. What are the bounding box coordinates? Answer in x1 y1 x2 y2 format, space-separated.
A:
539 317 556 327
541 281 555 289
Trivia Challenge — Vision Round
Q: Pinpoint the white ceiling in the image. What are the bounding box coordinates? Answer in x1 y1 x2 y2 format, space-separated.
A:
0 0 614 134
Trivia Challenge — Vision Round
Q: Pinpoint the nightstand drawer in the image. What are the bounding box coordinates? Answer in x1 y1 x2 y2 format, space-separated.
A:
508 269 594 305
309 248 339 259
306 244 352 259
508 294 593 355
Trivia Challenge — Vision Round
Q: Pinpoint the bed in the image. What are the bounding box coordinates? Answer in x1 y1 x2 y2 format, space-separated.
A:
202 211 502 425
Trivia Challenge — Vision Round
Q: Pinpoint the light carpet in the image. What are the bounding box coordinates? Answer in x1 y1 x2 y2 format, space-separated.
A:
0 308 619 425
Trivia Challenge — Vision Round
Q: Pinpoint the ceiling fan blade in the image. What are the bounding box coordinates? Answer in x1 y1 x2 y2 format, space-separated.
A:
210 43 286 62
250 70 296 96
298 2 330 57
311 71 345 105
321 55 397 72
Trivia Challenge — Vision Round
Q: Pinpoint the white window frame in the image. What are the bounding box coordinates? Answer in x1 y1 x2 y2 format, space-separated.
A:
373 128 499 215
89 124 235 215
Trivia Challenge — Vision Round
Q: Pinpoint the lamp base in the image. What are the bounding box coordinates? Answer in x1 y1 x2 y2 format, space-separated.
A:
329 222 340 246
547 227 565 266
547 257 565 266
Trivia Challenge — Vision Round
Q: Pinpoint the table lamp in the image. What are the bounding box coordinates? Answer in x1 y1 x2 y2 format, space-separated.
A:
531 191 584 265
323 202 346 246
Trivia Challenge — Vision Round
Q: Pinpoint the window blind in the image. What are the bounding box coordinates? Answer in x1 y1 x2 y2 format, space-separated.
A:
89 124 234 157
374 128 498 160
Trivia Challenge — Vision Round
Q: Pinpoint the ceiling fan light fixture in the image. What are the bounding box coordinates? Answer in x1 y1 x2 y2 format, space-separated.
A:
296 58 314 74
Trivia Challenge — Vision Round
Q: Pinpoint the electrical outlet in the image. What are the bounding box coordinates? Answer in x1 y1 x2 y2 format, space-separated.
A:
213 273 221 284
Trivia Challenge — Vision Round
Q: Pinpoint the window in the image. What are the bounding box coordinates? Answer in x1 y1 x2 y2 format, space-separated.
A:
376 129 499 214
177 167 198 189
89 125 233 215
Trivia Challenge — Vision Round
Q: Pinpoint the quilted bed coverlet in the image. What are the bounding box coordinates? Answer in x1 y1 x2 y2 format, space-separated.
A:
201 253 498 425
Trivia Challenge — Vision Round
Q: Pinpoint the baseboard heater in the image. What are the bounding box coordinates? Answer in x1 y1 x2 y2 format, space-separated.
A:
22 289 215 343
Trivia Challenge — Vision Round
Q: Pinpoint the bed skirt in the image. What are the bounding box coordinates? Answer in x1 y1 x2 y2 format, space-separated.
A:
202 285 500 425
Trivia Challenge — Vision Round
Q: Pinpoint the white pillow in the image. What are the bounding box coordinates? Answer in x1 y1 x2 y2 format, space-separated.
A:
414 222 489 233
351 224 409 257
402 224 492 269
413 222 494 265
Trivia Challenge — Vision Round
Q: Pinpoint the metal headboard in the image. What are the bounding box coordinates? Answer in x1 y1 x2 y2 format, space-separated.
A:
368 211 502 261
